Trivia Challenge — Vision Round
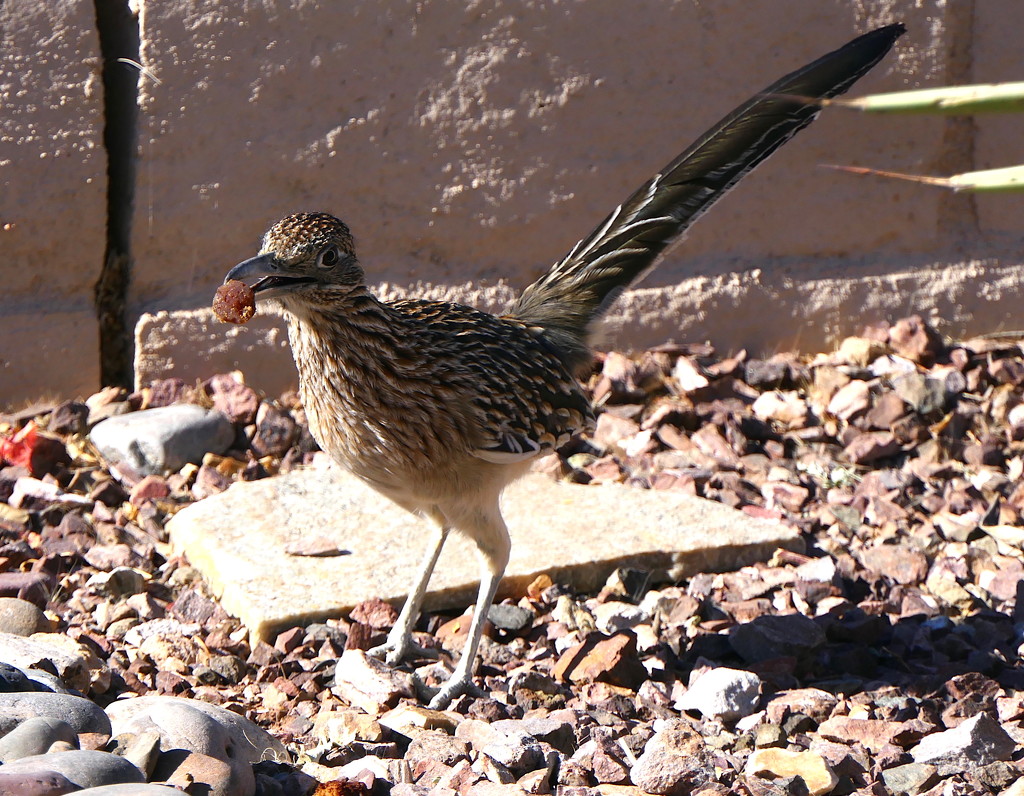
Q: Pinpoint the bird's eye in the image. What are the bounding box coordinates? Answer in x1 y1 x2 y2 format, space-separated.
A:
319 247 340 268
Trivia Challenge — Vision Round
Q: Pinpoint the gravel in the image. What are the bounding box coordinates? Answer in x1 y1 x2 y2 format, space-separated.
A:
1 314 1024 794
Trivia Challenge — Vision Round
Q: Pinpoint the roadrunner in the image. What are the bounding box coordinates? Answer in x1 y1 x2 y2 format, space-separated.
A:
225 24 903 708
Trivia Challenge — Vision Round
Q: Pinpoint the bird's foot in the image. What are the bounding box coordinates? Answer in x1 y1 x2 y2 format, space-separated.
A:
367 634 439 667
423 670 485 710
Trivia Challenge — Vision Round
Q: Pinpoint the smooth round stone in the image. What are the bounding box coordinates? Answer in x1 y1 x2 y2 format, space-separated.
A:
106 696 287 762
74 786 184 795
0 769 77 795
0 749 144 790
0 692 112 737
106 696 288 796
0 597 50 636
89 404 236 475
0 716 79 762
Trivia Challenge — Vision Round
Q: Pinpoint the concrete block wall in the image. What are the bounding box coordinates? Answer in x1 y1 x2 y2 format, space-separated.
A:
4 0 1024 407
1 0 107 405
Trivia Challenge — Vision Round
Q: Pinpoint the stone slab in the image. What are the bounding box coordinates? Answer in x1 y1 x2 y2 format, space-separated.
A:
166 459 801 640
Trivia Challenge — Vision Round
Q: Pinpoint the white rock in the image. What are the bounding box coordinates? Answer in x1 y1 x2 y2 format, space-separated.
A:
591 601 648 634
827 379 870 420
795 556 837 583
910 712 1015 775
1008 403 1024 429
673 357 710 392
869 354 917 377
9 478 92 510
637 588 683 619
751 390 808 428
331 649 415 714
122 618 200 648
312 708 384 747
675 666 762 721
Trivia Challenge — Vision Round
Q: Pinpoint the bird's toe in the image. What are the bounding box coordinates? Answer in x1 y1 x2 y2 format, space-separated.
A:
426 673 485 710
368 637 439 667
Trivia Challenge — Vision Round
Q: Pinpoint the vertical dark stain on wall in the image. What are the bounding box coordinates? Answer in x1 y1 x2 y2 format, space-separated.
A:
936 0 979 246
93 0 140 389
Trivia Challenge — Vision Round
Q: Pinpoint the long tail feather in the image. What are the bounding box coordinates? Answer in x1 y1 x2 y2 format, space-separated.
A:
510 23 905 372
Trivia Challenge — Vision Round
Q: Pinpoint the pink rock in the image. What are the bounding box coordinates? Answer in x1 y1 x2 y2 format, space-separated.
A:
203 373 259 425
129 474 171 506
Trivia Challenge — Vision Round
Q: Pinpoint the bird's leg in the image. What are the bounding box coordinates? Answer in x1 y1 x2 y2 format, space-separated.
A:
368 522 449 665
427 565 502 709
426 506 510 710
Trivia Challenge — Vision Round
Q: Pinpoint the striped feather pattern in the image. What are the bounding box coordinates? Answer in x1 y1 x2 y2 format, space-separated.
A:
510 23 906 375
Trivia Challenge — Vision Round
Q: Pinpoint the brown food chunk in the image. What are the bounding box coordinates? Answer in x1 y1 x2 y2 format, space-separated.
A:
213 280 256 324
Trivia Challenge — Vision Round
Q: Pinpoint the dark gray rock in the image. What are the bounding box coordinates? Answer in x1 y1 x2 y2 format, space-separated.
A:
89 404 235 475
74 786 184 795
486 603 534 633
728 614 826 663
0 750 144 790
0 692 112 737
0 661 36 692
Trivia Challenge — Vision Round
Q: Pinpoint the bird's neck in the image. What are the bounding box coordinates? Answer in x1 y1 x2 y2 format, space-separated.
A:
283 286 405 375
281 287 408 436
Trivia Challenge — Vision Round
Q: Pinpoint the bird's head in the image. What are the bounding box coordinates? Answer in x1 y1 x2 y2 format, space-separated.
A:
224 212 364 309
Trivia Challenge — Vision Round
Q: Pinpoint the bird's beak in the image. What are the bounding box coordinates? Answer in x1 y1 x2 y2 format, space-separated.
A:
225 254 313 298
225 253 277 287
